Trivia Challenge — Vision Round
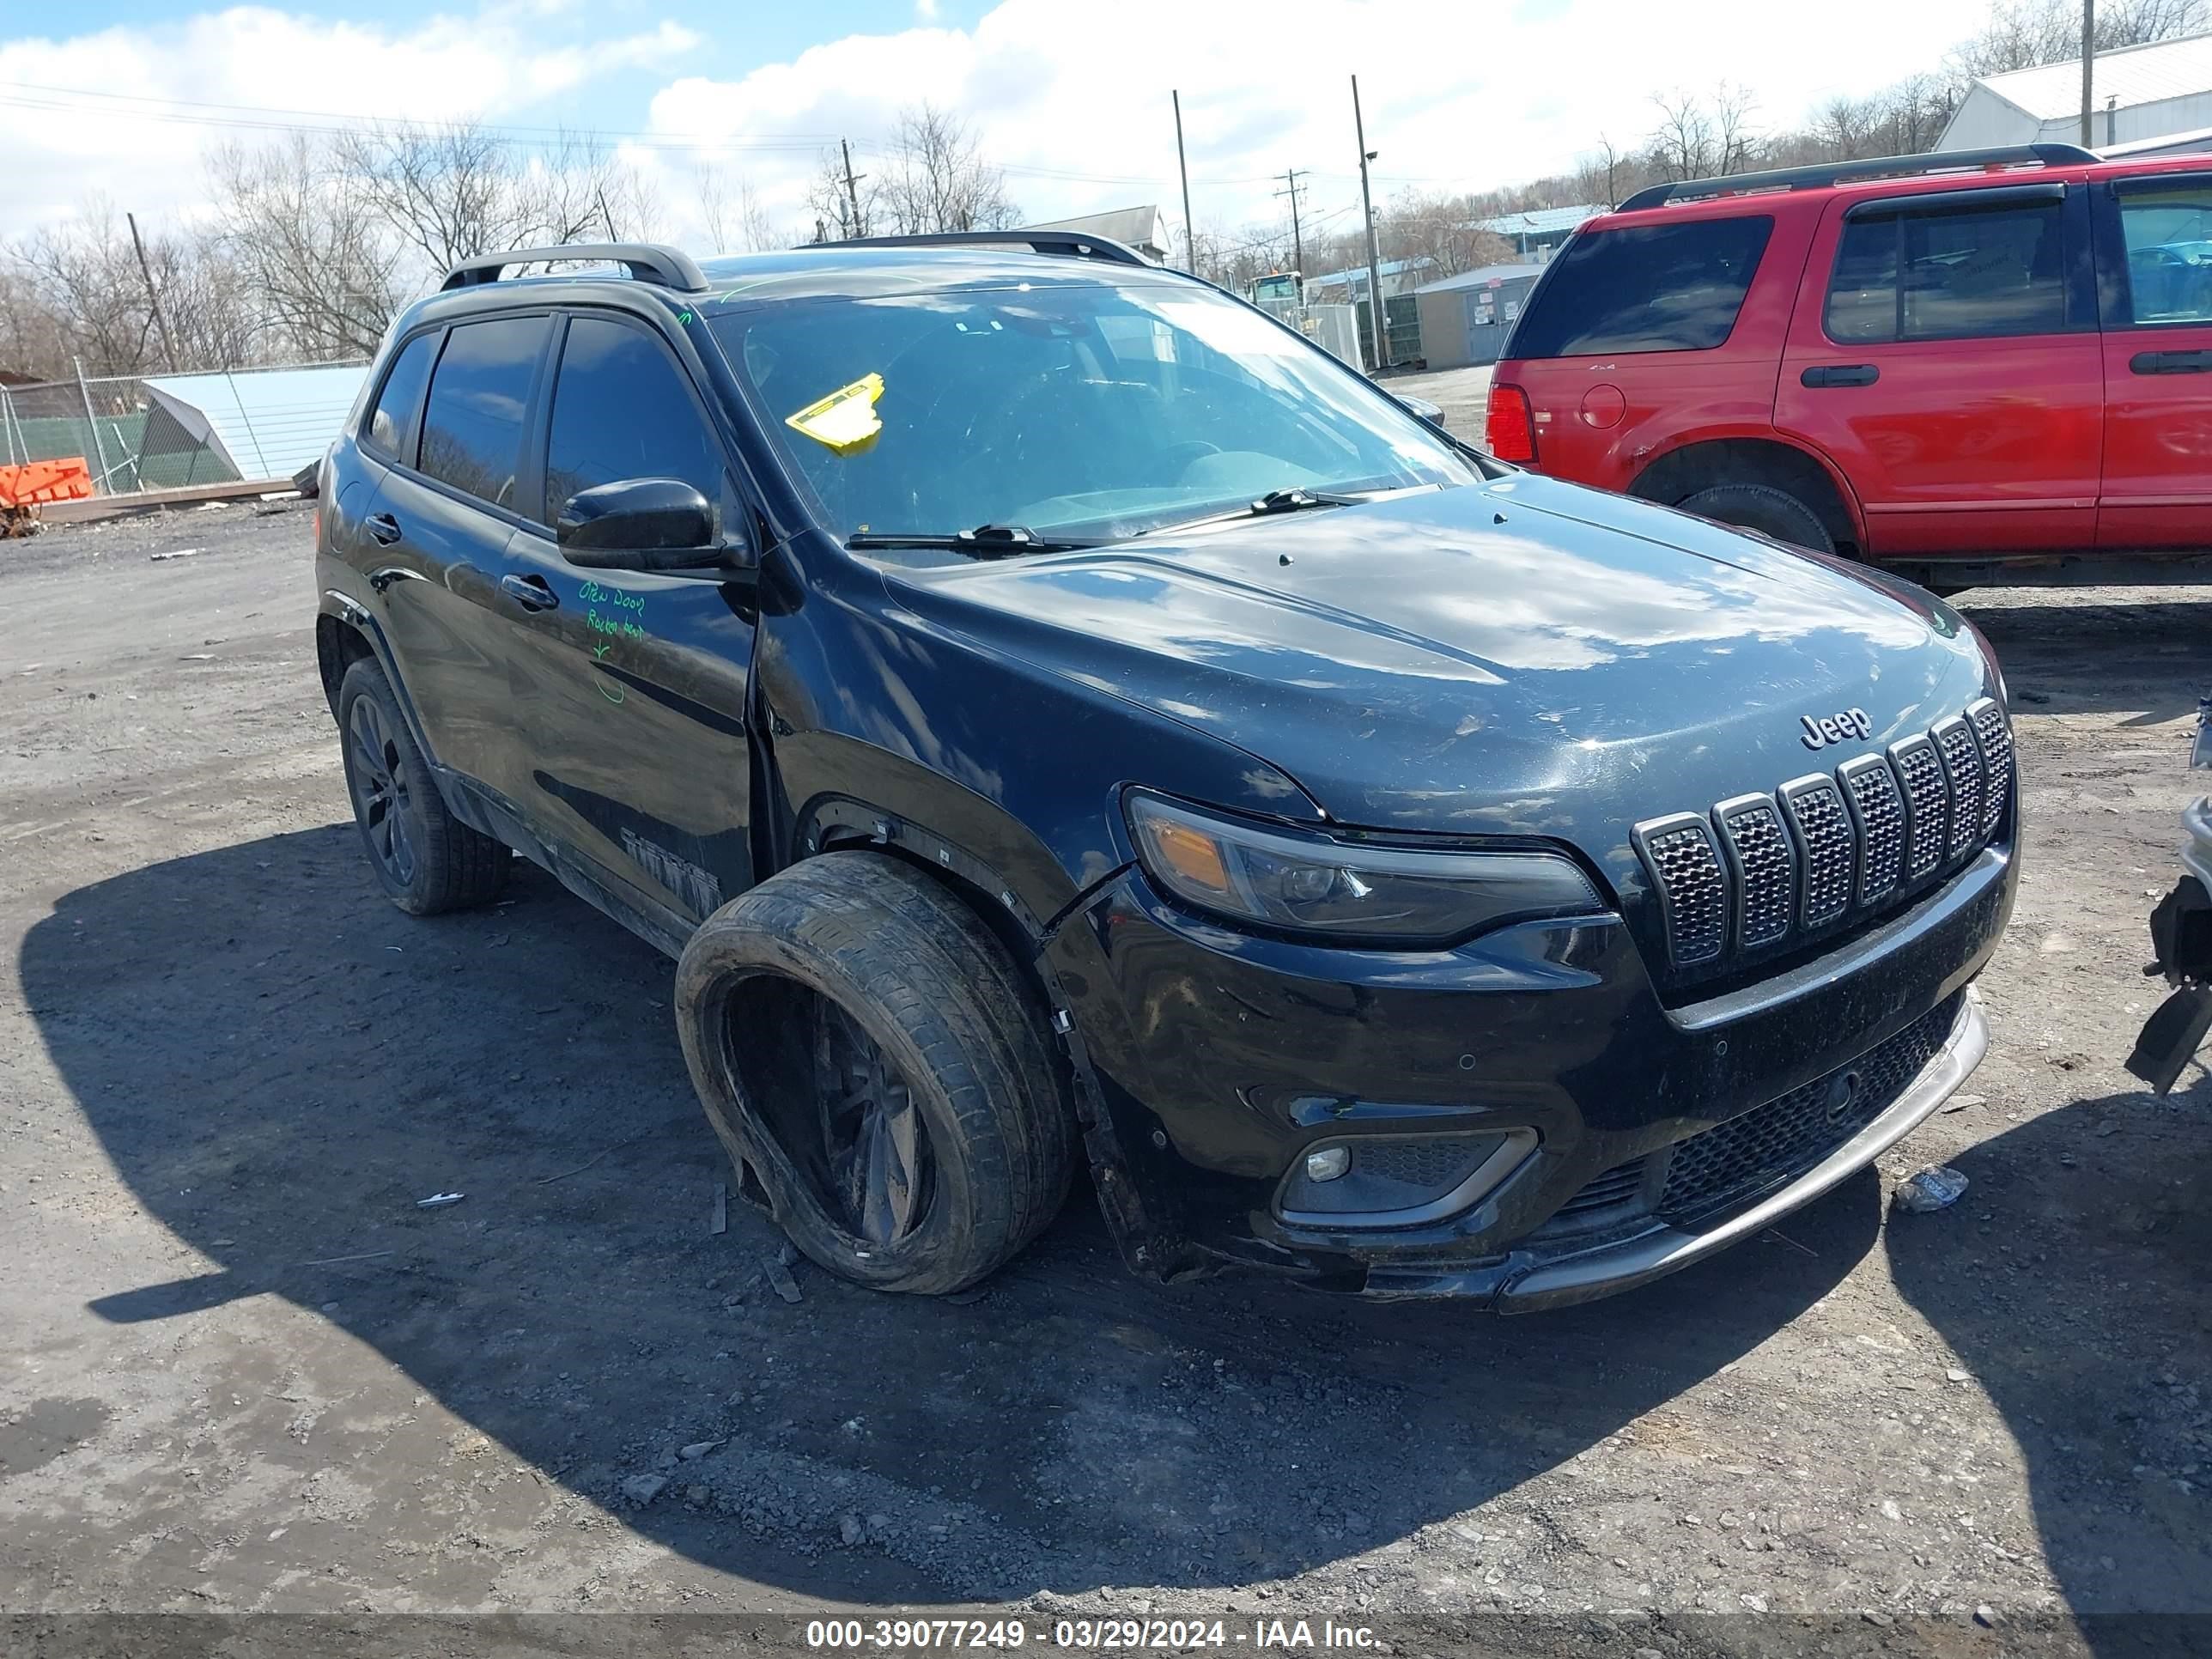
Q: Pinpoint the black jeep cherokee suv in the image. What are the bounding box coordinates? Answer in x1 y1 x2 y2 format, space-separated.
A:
314 234 2016 1307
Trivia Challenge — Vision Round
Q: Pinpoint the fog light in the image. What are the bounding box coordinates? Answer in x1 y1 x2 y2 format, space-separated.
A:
1304 1146 1352 1182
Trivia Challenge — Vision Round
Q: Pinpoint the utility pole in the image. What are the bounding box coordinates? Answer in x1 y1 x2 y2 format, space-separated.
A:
840 139 868 238
1276 167 1310 281
125 211 178 372
1352 74 1389 372
1172 91 1196 273
2081 0 2096 148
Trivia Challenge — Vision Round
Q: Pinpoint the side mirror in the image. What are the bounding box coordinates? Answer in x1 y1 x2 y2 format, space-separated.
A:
556 478 751 574
1396 393 1448 431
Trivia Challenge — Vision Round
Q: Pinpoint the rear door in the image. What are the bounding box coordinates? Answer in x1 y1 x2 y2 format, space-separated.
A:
1776 183 2102 556
368 312 557 817
1499 208 1791 491
2094 170 2212 548
502 310 758 930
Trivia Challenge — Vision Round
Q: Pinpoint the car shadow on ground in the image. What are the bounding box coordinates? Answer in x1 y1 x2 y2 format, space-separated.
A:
28 825 1887 1602
1960 592 2212 724
1887 1083 2212 1627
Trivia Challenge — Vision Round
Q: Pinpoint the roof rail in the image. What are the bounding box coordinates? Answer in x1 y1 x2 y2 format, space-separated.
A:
1614 143 2101 211
805 229 1153 268
440 242 709 294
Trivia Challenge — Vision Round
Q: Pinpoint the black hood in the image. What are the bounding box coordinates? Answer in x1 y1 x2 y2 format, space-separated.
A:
893 472 1992 871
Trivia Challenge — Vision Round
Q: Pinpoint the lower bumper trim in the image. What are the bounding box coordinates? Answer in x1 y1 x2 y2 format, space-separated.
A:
1364 995 1989 1310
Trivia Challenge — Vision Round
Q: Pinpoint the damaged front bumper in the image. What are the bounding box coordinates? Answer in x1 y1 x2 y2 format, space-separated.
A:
1366 993 1989 1309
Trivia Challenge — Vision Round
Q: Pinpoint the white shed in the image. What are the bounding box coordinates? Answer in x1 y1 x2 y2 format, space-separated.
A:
1936 32 2212 154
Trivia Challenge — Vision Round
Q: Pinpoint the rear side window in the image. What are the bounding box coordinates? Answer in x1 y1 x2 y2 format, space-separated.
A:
544 316 732 525
365 331 436 460
1507 216 1772 357
1826 197 2067 343
417 315 550 512
2115 179 2212 326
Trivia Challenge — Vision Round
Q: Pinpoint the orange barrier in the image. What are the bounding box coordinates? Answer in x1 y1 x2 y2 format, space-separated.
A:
0 458 95 508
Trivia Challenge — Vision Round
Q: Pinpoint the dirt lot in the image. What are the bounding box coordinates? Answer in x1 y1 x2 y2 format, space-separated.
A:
2 502 2208 1657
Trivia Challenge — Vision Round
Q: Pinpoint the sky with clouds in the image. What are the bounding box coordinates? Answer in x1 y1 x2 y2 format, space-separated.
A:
2 0 2002 249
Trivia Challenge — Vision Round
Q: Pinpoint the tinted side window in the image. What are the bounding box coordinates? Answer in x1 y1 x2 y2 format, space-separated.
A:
365 331 436 459
2116 179 2212 326
1507 216 1773 357
418 316 550 512
544 317 732 526
1826 199 2067 343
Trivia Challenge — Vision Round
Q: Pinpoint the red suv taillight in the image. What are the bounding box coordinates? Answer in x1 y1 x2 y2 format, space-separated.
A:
1486 384 1537 465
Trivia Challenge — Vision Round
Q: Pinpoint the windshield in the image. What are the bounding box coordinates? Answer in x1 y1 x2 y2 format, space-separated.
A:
707 278 1479 545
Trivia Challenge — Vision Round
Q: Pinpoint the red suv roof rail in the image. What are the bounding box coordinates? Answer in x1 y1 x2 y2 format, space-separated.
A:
1615 143 2100 211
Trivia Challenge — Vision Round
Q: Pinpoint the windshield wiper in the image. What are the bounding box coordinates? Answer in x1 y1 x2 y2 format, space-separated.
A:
1140 486 1372 539
846 524 1103 557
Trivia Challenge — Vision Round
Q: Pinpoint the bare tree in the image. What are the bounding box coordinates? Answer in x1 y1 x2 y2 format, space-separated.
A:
803 147 878 240
1576 134 1628 207
9 199 163 374
207 136 406 361
877 105 1018 235
331 122 539 276
1713 82 1764 174
3 198 263 376
1647 90 1717 181
1190 218 1296 295
524 131 666 246
1811 95 1877 161
1950 0 2207 74
696 167 781 252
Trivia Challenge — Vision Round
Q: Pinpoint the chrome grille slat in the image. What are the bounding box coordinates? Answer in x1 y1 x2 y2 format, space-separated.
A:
1714 795 1795 951
1838 754 1905 904
1634 701 2013 975
1967 696 2013 840
1933 716 1985 861
1889 735 1949 883
1634 815 1727 966
1779 775 1855 928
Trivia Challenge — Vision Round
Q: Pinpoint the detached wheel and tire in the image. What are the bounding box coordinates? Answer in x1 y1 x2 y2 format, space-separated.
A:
337 657 509 915
675 851 1078 1295
1676 483 1835 555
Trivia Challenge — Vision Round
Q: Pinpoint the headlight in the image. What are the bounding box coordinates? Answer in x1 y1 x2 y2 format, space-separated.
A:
1125 792 1603 947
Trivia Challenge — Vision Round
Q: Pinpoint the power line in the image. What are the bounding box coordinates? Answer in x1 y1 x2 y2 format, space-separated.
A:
0 78 1288 188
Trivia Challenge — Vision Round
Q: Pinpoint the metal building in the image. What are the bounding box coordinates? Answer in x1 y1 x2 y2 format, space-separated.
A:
1937 31 2212 152
1412 263 1547 369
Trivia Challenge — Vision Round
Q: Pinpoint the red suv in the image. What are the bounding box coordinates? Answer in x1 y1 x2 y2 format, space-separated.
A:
1489 143 2212 589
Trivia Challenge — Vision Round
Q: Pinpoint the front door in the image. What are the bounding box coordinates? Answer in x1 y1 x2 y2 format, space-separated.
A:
1777 183 2104 557
504 311 757 931
2096 171 2212 549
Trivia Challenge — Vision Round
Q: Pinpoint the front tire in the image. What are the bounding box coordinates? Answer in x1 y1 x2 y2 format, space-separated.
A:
674 851 1078 1296
1676 482 1835 555
337 656 509 915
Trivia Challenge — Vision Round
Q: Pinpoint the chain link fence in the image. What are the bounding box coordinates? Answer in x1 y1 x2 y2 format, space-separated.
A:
0 361 369 496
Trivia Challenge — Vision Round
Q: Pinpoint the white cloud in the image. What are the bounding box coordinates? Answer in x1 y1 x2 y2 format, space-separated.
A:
5 0 2005 254
647 0 1997 246
0 4 699 228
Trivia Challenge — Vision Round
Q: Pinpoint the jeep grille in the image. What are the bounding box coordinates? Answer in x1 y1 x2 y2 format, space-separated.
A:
1633 697 2012 975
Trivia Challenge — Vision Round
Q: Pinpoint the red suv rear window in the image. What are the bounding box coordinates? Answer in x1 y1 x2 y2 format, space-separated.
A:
1509 216 1775 358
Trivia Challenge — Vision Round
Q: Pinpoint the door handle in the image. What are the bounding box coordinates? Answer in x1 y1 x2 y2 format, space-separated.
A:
2131 349 2212 374
366 512 402 545
1800 364 1880 388
500 573 560 612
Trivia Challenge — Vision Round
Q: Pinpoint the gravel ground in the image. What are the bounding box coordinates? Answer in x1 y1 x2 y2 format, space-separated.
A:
0 502 2207 1657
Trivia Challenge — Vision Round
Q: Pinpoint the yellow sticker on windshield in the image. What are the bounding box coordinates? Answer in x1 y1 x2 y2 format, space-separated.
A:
786 373 884 455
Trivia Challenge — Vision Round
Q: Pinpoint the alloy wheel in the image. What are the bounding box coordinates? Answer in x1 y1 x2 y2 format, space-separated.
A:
346 695 417 886
812 997 933 1244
